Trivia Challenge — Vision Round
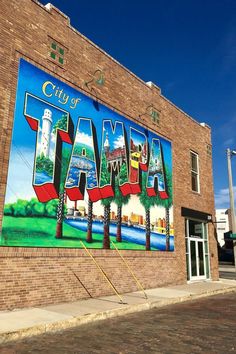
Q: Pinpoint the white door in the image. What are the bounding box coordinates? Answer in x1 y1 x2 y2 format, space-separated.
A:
189 237 206 280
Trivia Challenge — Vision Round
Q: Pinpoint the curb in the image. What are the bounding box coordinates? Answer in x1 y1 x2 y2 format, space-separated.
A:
1 286 236 344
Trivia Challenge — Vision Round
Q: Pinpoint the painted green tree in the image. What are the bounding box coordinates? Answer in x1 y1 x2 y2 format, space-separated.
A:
101 196 114 249
36 155 53 177
27 198 45 216
4 198 58 218
55 146 71 238
86 198 93 243
114 164 130 242
138 173 155 250
52 114 67 133
54 114 71 238
154 166 173 251
12 199 30 217
100 152 114 249
3 204 13 216
45 199 58 218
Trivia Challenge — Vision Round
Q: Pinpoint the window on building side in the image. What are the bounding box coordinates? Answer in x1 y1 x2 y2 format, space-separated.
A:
49 40 65 65
151 109 160 125
207 144 212 156
190 151 200 193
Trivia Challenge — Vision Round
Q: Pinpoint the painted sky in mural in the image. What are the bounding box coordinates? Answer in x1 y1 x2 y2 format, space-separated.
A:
1 59 174 251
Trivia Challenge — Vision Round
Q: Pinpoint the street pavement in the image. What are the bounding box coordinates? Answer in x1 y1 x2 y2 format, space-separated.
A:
0 267 235 353
0 279 235 345
0 292 235 354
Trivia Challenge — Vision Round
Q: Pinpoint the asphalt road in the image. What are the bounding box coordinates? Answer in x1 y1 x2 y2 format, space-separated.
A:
0 292 236 354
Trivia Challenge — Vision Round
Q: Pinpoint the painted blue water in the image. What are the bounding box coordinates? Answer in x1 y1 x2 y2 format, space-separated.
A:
35 171 53 184
65 219 174 251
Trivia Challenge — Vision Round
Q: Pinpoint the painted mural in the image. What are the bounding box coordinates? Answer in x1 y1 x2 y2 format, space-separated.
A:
0 59 174 251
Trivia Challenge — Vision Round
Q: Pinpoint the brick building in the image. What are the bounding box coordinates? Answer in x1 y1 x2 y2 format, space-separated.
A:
0 0 218 310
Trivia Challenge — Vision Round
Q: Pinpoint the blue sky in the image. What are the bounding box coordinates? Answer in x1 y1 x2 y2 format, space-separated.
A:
39 0 236 209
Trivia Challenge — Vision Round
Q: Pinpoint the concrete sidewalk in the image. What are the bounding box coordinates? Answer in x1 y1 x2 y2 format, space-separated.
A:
0 278 236 344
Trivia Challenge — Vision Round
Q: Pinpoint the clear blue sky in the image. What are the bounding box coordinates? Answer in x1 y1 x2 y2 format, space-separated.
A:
40 0 236 209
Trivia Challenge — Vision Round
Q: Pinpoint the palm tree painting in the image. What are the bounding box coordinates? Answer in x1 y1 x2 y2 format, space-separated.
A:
86 198 93 243
55 147 71 238
138 173 155 250
53 115 72 239
99 151 114 249
155 166 173 251
114 179 130 242
114 163 130 242
101 196 113 249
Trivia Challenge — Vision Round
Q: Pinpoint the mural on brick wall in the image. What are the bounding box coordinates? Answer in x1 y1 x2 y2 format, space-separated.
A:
0 59 174 251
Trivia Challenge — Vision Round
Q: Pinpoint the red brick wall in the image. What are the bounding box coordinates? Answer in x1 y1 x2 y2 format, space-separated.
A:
0 0 218 310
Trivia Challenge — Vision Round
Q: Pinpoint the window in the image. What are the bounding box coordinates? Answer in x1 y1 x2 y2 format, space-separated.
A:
151 109 160 125
207 144 212 156
49 39 65 66
190 151 200 193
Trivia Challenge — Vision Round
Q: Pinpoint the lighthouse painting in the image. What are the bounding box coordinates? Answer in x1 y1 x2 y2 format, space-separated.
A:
40 109 52 158
1 59 174 251
22 92 73 202
35 108 54 185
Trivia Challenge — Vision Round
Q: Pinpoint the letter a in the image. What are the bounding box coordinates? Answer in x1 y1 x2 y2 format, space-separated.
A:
65 118 101 202
146 138 168 199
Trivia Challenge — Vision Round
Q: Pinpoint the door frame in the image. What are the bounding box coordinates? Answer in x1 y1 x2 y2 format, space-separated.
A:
185 218 210 281
188 237 206 280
